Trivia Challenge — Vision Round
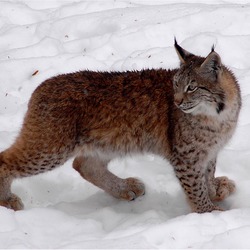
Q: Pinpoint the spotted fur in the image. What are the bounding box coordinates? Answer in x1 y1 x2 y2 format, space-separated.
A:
0 41 241 213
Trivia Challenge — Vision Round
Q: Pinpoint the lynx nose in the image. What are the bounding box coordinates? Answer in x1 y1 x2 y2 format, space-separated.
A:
174 93 183 106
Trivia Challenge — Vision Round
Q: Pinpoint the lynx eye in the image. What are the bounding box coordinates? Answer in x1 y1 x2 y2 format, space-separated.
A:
186 85 198 93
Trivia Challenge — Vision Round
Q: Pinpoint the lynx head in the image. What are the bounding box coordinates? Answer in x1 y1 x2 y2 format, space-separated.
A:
173 39 225 116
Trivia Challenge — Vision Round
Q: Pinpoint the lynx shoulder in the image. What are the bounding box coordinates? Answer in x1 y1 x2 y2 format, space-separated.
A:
0 40 241 213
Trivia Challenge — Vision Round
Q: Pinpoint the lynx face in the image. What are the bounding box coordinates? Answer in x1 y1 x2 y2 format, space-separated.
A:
173 42 225 116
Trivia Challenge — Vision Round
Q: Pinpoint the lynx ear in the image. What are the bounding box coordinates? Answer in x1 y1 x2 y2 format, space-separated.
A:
174 38 194 64
200 50 222 82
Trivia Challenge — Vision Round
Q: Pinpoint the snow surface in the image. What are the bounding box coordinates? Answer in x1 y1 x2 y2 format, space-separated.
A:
1 0 250 248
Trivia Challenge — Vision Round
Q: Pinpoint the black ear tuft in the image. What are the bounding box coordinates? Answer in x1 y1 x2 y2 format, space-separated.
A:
211 44 215 52
174 38 194 64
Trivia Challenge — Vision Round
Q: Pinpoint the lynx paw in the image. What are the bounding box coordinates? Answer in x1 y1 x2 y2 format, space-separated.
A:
211 176 235 202
193 204 224 213
0 194 24 211
117 178 145 201
191 198 224 213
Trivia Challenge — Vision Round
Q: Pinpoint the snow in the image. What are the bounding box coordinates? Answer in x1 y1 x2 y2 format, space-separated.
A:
0 0 250 248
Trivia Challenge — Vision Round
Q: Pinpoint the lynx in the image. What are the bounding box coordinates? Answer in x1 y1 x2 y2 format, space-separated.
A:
0 40 241 213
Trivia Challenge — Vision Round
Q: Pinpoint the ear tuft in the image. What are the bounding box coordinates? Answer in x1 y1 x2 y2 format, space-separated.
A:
200 51 222 82
174 38 194 64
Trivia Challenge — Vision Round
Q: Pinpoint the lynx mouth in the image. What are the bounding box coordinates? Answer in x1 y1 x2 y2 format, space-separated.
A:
180 105 198 113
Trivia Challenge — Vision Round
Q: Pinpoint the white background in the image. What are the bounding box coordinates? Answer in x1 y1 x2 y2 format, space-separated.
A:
0 0 250 248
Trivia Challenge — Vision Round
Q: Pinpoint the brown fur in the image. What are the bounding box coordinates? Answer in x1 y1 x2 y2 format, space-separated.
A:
0 42 241 213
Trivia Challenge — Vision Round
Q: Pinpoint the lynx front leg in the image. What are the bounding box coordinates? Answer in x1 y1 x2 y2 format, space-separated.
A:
206 159 235 202
173 159 222 213
73 155 145 200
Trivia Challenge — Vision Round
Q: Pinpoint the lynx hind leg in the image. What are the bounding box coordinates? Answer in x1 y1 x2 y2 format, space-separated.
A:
0 163 23 211
0 192 24 211
0 144 70 210
206 160 235 202
73 155 145 201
